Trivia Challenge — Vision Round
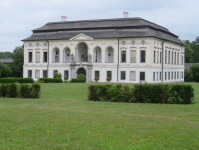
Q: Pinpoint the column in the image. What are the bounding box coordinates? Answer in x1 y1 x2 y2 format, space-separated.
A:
87 65 92 82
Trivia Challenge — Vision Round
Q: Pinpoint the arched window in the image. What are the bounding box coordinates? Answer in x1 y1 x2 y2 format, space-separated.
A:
105 47 114 63
52 48 60 63
93 47 101 63
63 47 70 63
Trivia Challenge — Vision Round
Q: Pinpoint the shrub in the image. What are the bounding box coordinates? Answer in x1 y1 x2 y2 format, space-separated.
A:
88 84 194 104
8 83 18 98
43 78 62 83
53 72 62 78
19 84 30 98
0 84 9 97
77 74 86 80
19 83 41 98
14 78 34 83
70 79 86 83
0 78 15 83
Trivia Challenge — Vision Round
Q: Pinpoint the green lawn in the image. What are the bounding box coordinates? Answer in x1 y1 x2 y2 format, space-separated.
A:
0 83 199 150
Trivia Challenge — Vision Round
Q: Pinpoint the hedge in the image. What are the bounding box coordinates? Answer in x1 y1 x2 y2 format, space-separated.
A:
0 78 33 83
0 78 15 83
39 78 62 83
70 79 86 83
88 84 194 104
0 83 41 98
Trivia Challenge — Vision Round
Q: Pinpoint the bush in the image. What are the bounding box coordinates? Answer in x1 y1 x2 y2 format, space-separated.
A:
0 78 15 83
19 83 41 98
53 72 62 78
8 83 18 98
43 78 62 83
0 84 9 97
88 84 194 104
70 79 86 83
77 74 86 80
14 78 34 83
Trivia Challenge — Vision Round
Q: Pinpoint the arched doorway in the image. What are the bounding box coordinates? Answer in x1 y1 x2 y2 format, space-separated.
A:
77 68 86 76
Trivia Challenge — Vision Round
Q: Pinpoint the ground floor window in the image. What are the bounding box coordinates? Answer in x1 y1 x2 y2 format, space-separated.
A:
174 72 176 79
28 70 32 78
43 70 47 78
160 72 161 80
130 71 136 81
165 72 167 80
95 71 100 79
35 70 40 78
107 71 112 79
64 70 69 78
121 71 126 80
182 72 184 79
168 72 170 80
140 72 145 81
153 72 155 81
157 72 158 81
54 70 58 74
171 72 173 80
177 72 179 79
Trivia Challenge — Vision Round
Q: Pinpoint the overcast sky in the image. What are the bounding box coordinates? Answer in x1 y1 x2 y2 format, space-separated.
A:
0 0 198 52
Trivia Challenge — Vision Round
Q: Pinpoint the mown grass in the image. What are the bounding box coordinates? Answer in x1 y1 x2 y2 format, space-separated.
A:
0 82 199 150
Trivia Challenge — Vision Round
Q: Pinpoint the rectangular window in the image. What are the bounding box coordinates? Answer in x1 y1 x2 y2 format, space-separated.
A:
130 71 136 81
29 52 32 62
153 72 155 81
165 72 167 80
43 70 47 78
165 50 167 64
157 51 159 63
177 72 179 79
177 53 179 65
174 52 176 64
131 50 136 63
121 71 126 80
174 72 176 79
172 52 173 64
182 72 184 78
121 51 126 62
107 71 112 79
95 71 100 79
154 51 156 63
172 72 173 79
140 51 145 62
160 52 162 63
64 70 69 78
54 70 58 74
160 72 161 80
36 52 40 63
182 56 184 65
140 72 145 81
28 70 32 78
43 52 47 62
168 51 170 64
157 72 158 81
168 72 170 80
35 70 40 78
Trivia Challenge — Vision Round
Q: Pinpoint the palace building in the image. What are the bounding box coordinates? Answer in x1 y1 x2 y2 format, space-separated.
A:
22 13 185 83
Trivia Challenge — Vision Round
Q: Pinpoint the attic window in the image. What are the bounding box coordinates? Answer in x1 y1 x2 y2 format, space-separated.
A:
141 40 145 45
131 41 135 45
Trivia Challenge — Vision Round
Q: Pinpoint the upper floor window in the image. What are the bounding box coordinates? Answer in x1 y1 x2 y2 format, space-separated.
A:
174 52 176 64
141 40 145 45
165 50 167 64
131 50 136 63
121 51 126 62
122 41 126 46
53 48 60 63
168 51 170 64
154 51 156 63
36 52 40 63
140 50 145 63
43 52 47 62
181 56 184 65
177 53 179 65
157 51 159 63
29 52 32 63
160 52 162 63
131 41 135 46
172 51 173 64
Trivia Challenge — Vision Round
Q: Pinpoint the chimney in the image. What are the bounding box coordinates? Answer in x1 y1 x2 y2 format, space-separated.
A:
61 16 67 21
123 12 128 18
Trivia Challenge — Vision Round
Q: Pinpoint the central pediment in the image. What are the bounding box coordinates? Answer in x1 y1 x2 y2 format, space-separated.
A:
70 33 93 41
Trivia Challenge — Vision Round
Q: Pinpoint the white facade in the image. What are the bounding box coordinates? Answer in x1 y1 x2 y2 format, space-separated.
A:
23 34 185 83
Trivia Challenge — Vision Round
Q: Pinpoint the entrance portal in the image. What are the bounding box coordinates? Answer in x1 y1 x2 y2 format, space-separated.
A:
77 68 86 76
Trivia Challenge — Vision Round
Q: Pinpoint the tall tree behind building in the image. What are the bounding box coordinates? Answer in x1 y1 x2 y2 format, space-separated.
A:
0 52 13 58
10 45 24 77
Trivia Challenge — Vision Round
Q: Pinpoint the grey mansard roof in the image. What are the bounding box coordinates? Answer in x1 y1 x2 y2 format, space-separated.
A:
22 17 182 45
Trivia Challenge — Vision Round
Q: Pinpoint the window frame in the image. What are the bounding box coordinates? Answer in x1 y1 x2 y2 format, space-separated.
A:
107 71 112 79
130 50 136 63
28 52 32 63
153 72 155 81
28 70 32 78
130 71 136 81
120 71 126 80
43 70 48 78
64 70 69 78
35 51 40 63
95 71 100 79
140 50 146 63
139 71 145 81
121 50 126 63
35 70 40 78
43 51 48 63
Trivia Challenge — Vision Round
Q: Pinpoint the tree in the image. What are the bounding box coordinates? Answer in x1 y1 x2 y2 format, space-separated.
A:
77 74 86 80
0 52 13 58
189 64 199 82
0 62 12 78
53 72 62 78
184 45 194 63
10 45 24 77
